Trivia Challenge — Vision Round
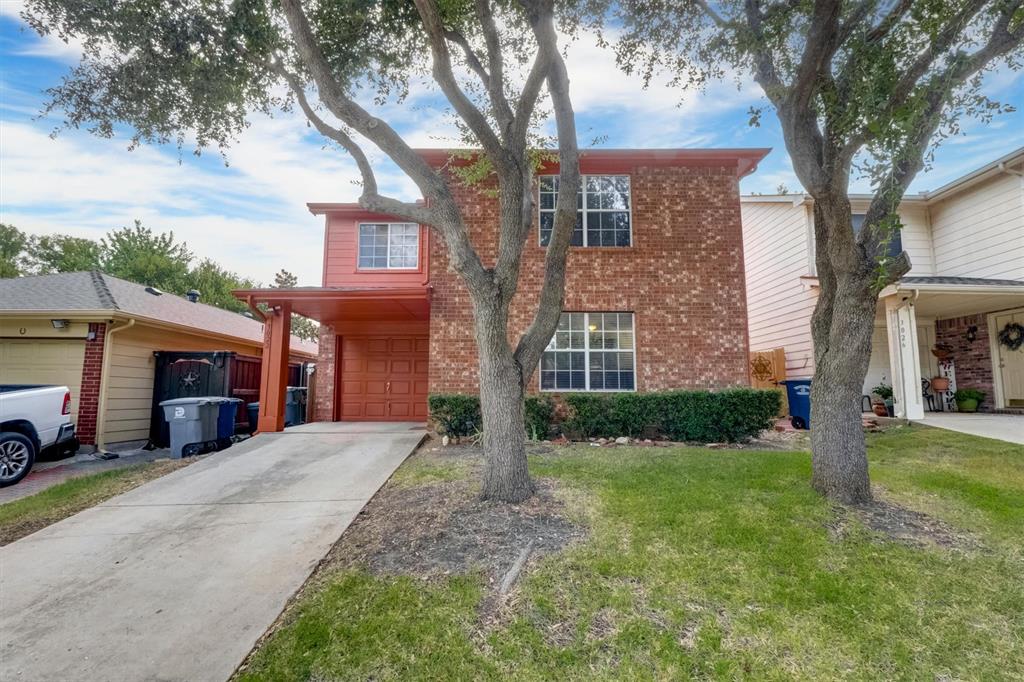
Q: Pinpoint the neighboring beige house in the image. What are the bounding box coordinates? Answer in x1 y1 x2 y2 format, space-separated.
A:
0 271 317 449
742 147 1024 418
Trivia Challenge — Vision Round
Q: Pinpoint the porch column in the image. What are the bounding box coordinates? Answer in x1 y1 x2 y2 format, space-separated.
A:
885 296 925 420
257 302 292 433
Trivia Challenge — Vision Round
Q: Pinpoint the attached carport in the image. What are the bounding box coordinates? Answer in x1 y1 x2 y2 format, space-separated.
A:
235 286 430 432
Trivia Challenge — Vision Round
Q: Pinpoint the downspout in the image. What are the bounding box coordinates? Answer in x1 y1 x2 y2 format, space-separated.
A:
95 317 135 451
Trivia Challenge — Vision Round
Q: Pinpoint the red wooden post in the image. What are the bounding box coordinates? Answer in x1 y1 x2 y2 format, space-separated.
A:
257 302 292 433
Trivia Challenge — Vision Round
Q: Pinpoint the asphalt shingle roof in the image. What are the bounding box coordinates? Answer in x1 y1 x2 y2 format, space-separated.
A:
0 271 317 355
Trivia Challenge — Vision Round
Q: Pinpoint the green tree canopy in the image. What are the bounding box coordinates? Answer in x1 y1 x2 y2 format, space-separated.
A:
0 224 27 278
25 234 102 274
100 220 193 293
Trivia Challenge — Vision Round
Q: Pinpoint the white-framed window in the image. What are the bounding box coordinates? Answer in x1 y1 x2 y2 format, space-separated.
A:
539 175 631 247
358 223 419 269
540 312 636 391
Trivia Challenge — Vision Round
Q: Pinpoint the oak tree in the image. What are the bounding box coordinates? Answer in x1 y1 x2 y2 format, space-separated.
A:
606 0 1024 502
24 0 582 501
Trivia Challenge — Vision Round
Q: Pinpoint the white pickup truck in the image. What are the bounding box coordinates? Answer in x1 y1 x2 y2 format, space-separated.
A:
0 385 78 487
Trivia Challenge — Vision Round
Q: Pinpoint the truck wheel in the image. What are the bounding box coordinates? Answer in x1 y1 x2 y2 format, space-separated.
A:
0 432 36 487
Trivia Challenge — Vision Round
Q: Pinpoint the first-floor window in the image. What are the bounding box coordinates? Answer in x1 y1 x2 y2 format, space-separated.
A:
540 312 636 391
358 223 419 269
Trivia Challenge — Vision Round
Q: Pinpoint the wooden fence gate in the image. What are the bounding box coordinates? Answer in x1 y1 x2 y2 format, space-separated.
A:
749 348 788 416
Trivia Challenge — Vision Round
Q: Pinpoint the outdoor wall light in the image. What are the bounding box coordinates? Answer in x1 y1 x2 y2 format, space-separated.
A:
50 319 70 330
966 325 978 343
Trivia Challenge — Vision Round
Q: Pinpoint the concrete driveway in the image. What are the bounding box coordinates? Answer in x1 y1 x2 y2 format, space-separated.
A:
919 413 1024 445
0 422 425 682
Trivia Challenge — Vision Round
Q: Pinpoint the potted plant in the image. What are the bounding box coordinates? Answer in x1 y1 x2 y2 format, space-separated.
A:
872 383 895 417
954 388 985 413
931 376 950 392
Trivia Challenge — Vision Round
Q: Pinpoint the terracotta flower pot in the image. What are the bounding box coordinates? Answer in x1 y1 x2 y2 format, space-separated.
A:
931 377 950 392
872 403 888 417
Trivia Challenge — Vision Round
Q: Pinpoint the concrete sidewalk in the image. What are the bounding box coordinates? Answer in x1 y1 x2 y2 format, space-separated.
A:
919 413 1024 445
0 422 425 682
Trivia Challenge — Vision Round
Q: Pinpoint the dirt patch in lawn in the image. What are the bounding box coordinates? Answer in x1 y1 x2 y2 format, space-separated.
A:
326 475 584 582
828 489 979 551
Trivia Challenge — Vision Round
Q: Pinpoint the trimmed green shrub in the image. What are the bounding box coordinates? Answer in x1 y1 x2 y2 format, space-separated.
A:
525 395 555 440
427 394 481 438
562 394 613 438
428 393 556 439
564 389 781 442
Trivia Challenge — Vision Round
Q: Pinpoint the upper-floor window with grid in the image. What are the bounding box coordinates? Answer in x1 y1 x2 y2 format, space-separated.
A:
540 312 636 391
539 175 631 247
358 223 419 269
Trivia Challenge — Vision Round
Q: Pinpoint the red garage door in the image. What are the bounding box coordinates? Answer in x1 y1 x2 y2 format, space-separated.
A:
339 336 429 421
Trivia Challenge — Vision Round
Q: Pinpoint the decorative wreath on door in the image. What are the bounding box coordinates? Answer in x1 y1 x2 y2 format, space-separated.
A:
998 322 1024 351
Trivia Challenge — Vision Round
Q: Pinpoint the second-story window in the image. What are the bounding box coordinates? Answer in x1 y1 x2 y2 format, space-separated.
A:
539 175 631 247
851 214 903 259
358 223 419 269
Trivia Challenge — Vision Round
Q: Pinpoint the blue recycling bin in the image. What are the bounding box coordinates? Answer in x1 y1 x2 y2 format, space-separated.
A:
215 398 243 449
284 386 307 427
782 379 812 430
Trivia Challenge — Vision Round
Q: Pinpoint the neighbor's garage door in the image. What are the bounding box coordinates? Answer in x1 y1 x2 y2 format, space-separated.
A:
0 339 85 421
339 336 429 421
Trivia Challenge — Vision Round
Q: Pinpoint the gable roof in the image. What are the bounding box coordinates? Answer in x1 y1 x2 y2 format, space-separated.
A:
0 271 318 356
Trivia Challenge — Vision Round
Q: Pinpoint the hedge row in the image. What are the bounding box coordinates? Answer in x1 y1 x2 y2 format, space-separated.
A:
426 393 554 439
428 388 780 443
562 389 781 442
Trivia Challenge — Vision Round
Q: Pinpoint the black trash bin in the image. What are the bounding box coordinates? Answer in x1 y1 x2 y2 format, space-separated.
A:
246 402 260 434
284 387 307 426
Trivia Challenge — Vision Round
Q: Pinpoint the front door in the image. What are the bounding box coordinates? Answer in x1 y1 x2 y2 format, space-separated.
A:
338 336 429 421
993 308 1024 408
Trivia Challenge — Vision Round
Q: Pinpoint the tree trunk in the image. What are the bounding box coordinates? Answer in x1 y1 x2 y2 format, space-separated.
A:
474 295 535 503
808 199 877 504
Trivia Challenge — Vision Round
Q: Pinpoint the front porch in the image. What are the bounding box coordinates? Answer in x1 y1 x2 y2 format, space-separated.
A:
235 286 431 432
870 277 1024 419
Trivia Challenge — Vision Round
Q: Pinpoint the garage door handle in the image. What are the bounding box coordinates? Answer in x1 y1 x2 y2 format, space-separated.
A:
386 381 391 393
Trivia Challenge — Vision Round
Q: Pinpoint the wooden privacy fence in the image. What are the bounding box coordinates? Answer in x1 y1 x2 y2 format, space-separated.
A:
749 348 788 416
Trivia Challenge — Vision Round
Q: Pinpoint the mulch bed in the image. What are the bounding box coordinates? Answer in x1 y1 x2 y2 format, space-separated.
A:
321 441 584 585
828 487 980 551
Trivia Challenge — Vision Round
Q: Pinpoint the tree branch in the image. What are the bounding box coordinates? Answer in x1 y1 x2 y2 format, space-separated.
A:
474 0 516 134
273 63 436 225
278 0 491 290
413 0 510 169
513 0 581 378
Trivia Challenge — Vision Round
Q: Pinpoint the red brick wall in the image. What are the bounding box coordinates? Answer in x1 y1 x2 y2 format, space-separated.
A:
428 164 751 394
313 323 337 422
935 313 995 411
77 322 106 445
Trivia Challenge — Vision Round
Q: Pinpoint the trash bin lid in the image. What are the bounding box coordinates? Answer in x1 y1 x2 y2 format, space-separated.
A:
223 397 244 404
160 397 215 406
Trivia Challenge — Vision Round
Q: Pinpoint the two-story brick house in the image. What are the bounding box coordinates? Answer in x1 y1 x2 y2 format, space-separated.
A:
237 148 769 431
742 147 1024 418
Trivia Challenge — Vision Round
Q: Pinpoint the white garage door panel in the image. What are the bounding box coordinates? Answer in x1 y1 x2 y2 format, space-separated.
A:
0 339 86 421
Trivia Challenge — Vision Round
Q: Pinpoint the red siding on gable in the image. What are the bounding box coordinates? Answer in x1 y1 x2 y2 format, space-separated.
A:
321 210 429 288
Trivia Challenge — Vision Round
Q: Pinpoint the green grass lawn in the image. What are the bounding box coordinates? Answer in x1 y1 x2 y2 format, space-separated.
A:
237 425 1024 680
0 458 189 545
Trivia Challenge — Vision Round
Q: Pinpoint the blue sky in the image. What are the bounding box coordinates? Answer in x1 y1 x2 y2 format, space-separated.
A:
2 5 1022 285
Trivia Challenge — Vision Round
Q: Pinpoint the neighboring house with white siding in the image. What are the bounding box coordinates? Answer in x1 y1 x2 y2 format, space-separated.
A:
742 147 1024 418
0 272 317 450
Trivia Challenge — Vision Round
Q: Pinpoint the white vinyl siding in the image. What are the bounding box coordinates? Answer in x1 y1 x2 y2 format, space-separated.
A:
929 170 1024 280
741 200 819 379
